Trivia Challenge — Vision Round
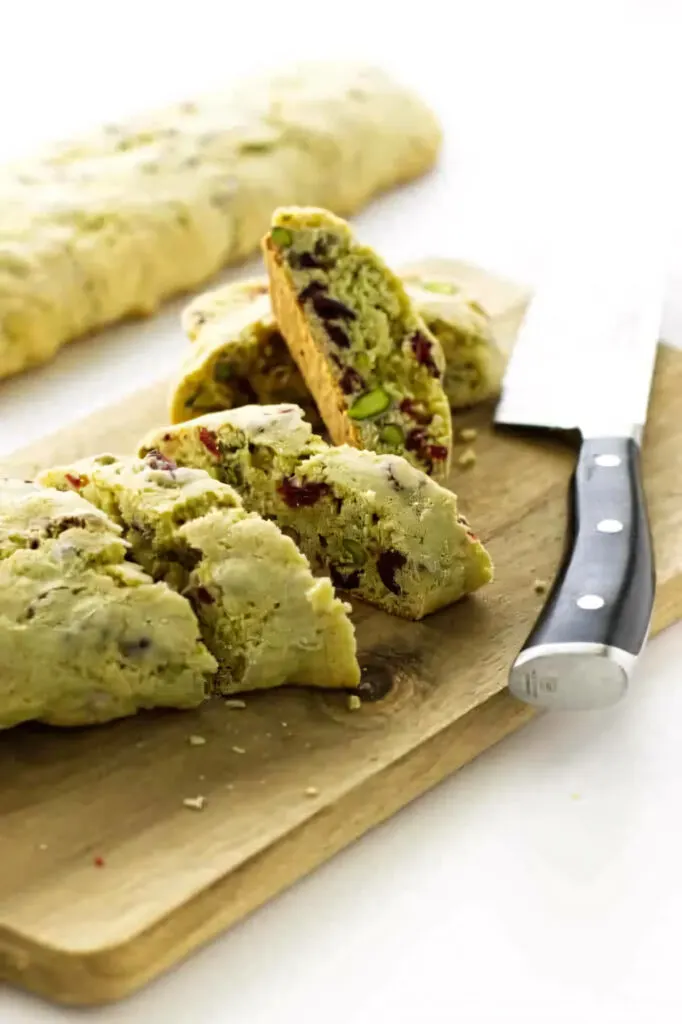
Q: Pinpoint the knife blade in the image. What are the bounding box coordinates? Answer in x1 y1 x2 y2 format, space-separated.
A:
494 247 665 711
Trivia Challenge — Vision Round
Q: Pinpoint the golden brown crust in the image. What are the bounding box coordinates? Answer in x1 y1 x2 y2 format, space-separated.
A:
263 238 363 450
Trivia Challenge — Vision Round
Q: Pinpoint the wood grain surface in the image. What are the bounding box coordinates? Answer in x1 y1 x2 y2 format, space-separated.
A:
1 260 681 1008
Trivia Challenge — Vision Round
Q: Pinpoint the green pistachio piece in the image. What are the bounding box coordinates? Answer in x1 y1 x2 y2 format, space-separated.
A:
342 539 367 565
271 226 293 248
379 424 404 447
422 280 459 295
213 361 233 383
348 386 391 421
468 300 488 317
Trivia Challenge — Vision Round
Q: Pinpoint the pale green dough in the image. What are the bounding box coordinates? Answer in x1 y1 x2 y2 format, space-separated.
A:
39 455 359 693
139 405 493 620
0 480 216 729
172 272 502 427
264 207 453 480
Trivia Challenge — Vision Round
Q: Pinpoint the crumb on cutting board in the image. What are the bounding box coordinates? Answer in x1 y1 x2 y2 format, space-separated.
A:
305 786 319 798
188 734 206 746
231 745 246 755
347 694 362 711
534 578 549 594
458 427 478 443
183 795 207 811
457 448 476 469
225 699 247 709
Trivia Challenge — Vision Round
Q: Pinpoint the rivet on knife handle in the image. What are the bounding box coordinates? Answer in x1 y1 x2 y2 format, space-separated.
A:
508 436 656 710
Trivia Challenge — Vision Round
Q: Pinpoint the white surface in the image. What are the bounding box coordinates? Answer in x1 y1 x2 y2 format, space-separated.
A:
2 1 682 1021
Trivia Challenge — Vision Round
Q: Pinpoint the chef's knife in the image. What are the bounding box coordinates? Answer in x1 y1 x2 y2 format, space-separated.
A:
494 250 665 711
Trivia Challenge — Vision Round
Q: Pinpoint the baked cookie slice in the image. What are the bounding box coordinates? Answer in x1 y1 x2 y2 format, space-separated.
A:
262 208 453 480
39 455 359 694
170 271 502 426
139 405 493 620
402 276 504 409
172 278 318 426
0 480 216 729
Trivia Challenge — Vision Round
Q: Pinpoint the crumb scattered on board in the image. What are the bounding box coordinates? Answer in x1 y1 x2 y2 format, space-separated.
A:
305 786 319 798
188 734 206 747
458 427 477 442
231 745 246 755
457 448 476 469
38 844 48 852
183 795 207 811
225 699 247 709
347 694 362 711
534 578 549 594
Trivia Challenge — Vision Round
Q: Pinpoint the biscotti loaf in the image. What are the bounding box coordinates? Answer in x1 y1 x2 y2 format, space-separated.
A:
0 63 441 380
139 405 493 620
0 480 216 728
38 454 360 694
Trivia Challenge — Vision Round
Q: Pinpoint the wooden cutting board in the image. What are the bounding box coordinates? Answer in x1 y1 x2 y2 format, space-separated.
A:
2 260 682 1008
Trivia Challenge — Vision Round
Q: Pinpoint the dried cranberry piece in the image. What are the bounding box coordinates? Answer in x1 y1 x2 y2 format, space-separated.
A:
399 397 433 425
410 332 440 377
298 252 326 269
194 586 215 605
298 280 327 302
339 366 364 394
119 636 152 657
234 377 258 403
376 550 407 595
427 444 449 462
330 565 361 590
289 251 328 270
145 449 178 472
65 472 88 490
277 476 331 508
198 427 221 457
312 295 356 321
405 428 427 452
325 323 350 348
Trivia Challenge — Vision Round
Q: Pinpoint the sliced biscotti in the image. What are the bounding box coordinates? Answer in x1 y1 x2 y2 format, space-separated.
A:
0 480 215 728
262 207 453 480
171 271 501 425
402 275 504 408
0 63 441 380
139 405 493 620
171 278 319 426
38 455 359 694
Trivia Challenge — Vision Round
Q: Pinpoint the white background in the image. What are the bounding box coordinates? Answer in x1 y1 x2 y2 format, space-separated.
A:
2 1 682 1021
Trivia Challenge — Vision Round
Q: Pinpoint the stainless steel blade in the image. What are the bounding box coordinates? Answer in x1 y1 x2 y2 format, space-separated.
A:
494 248 666 440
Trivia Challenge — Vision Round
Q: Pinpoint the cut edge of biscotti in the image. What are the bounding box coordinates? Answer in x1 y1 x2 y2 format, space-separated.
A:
0 480 217 729
138 403 494 622
262 206 453 482
38 453 360 695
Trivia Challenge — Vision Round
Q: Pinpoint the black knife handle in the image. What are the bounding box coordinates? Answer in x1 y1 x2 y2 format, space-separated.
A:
508 436 656 710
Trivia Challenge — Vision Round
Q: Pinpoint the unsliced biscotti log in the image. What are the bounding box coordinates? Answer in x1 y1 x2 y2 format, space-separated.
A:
38 454 360 694
0 480 216 728
0 63 441 380
139 404 493 621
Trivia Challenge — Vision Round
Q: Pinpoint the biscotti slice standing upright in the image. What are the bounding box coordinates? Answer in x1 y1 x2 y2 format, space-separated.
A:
0 480 216 728
171 278 319 426
170 271 502 425
262 207 453 480
38 455 359 694
402 275 504 408
0 63 441 381
139 405 493 620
